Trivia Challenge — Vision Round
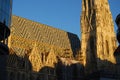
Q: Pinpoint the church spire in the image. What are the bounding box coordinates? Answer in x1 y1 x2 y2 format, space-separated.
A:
80 0 117 74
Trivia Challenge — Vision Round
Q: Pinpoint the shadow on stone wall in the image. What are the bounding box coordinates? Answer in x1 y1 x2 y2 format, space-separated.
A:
29 56 85 80
84 46 120 80
0 43 9 80
84 58 120 80
1 47 120 80
5 53 32 80
55 57 84 80
67 32 80 57
38 55 120 80
0 49 85 80
85 0 98 77
0 55 8 80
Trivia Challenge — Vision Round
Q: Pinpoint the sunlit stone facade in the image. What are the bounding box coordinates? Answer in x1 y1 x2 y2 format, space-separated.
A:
6 15 82 80
80 0 120 79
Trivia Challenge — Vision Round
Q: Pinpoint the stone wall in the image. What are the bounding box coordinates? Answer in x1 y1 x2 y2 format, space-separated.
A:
80 0 117 76
5 15 82 80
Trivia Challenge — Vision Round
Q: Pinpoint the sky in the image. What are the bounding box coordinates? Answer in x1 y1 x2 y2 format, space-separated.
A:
12 0 120 39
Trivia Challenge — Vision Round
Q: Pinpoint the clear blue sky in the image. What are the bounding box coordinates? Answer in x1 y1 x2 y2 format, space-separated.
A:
12 0 120 39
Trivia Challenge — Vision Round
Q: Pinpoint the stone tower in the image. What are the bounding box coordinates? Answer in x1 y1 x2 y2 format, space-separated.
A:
80 0 117 74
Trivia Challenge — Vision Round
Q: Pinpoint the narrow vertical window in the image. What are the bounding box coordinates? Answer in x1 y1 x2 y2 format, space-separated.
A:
106 40 109 55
